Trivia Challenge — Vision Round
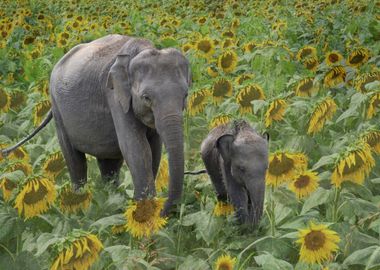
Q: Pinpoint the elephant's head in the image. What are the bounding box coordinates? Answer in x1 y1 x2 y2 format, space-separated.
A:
216 126 269 225
106 38 191 215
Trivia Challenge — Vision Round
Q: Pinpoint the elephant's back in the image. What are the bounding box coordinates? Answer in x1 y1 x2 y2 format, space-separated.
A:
200 124 230 156
49 35 130 158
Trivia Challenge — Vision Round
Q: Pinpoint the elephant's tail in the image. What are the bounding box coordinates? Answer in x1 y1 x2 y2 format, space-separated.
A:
1 110 53 158
184 169 207 175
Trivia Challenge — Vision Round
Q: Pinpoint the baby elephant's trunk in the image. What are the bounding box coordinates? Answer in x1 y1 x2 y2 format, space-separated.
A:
247 179 265 226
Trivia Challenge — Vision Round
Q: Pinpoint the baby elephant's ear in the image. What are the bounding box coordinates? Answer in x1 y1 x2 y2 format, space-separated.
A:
216 134 234 164
262 132 270 141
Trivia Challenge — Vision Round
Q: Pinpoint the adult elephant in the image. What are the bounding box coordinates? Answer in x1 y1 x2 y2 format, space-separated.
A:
2 34 191 215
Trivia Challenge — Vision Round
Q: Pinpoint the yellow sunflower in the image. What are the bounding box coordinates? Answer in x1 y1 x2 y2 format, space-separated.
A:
124 198 167 238
14 177 56 219
195 37 215 58
297 222 340 264
295 78 319 97
236 84 265 114
303 57 319 72
0 87 10 112
324 66 346 87
111 224 126 235
265 99 287 127
243 41 258 53
10 91 27 111
60 187 92 213
347 47 370 67
266 152 308 187
361 130 380 154
307 97 337 135
214 254 236 270
289 171 319 199
367 92 380 119
34 100 51 126
7 162 33 176
0 177 17 201
187 89 211 116
354 72 380 93
181 43 193 53
207 66 219 77
331 142 375 187
50 233 103 270
325 51 343 66
155 157 169 192
209 114 232 129
43 152 66 178
297 45 317 61
8 146 29 162
234 74 254 85
218 50 238 73
222 38 237 49
212 78 233 105
213 201 234 217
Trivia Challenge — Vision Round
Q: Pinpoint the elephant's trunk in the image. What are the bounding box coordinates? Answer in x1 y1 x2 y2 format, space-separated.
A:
156 113 184 216
247 180 265 226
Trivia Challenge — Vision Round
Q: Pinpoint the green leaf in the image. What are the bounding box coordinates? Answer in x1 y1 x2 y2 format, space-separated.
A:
312 153 338 170
35 233 61 256
343 245 380 270
254 253 294 270
301 188 331 215
178 256 209 270
90 214 125 231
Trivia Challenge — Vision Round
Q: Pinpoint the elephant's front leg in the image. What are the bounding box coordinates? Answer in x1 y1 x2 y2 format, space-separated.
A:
110 107 155 200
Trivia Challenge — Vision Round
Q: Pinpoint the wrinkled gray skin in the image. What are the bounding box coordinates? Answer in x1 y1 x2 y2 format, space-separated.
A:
50 35 191 215
201 120 269 225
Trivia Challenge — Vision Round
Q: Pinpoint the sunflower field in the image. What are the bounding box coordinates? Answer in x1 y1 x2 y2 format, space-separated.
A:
1 0 380 269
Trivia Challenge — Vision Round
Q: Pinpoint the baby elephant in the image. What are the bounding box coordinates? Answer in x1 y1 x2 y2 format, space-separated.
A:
201 120 269 225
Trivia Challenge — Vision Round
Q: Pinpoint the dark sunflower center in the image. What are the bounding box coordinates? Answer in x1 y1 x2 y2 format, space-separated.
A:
350 53 364 64
343 152 364 174
221 54 233 69
218 262 232 270
329 53 339 63
299 79 313 93
4 179 16 190
198 40 211 53
306 59 317 69
46 157 65 172
192 93 206 106
61 191 89 206
0 90 7 108
133 199 157 223
213 80 231 97
23 183 48 204
268 154 294 176
294 175 310 188
300 48 312 58
304 230 326 250
10 92 26 109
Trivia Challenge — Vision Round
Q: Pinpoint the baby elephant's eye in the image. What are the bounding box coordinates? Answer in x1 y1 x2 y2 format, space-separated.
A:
237 166 246 173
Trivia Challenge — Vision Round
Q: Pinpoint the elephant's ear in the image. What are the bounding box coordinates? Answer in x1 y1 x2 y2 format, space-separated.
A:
216 134 234 164
106 38 153 114
262 132 270 141
107 54 132 113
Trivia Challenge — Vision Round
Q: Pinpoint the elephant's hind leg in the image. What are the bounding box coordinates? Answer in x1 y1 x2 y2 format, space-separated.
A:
97 158 124 186
53 111 87 190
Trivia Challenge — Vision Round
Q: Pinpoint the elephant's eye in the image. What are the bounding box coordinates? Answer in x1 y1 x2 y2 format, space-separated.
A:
142 94 152 105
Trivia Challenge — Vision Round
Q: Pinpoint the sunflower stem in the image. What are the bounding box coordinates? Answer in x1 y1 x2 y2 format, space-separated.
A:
332 187 341 222
0 243 15 262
